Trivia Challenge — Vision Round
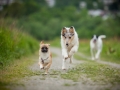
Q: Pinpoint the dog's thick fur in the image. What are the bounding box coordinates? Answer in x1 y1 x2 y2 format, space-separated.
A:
61 26 79 70
90 35 106 60
38 41 52 74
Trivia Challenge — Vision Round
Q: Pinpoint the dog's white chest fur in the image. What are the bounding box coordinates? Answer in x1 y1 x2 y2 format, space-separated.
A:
40 53 50 63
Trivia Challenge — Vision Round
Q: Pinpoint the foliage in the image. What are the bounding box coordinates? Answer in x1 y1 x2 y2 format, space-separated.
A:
16 7 120 40
0 0 120 40
0 26 39 68
55 0 103 9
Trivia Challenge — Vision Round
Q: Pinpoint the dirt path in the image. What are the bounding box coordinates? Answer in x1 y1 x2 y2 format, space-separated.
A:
8 47 119 90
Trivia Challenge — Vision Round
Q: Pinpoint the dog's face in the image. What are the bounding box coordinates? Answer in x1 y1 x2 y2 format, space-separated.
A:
92 35 98 43
40 41 50 53
61 26 75 47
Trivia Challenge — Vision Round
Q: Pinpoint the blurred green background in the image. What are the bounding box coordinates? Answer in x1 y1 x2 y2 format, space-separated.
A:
0 0 120 40
0 0 120 67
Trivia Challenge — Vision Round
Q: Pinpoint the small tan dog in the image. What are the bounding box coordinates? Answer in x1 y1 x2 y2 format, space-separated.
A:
38 41 52 74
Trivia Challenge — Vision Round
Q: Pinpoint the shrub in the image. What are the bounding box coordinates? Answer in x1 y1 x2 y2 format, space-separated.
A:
0 27 39 68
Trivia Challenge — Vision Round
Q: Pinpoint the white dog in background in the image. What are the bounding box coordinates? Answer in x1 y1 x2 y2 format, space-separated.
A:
90 35 106 60
61 26 79 70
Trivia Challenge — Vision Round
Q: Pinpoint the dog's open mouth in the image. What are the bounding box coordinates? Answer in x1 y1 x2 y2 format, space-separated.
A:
93 39 97 43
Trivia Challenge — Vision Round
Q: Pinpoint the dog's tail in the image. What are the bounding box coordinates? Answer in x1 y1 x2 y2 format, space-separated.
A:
98 35 106 39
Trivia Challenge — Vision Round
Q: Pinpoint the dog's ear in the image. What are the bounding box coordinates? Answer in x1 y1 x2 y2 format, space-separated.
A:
69 26 74 33
48 44 50 46
61 27 67 36
40 41 44 45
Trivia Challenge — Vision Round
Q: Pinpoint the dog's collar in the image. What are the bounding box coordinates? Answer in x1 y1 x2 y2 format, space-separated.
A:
41 57 49 64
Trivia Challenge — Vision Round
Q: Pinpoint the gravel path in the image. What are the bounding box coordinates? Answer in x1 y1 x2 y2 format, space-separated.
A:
8 47 120 90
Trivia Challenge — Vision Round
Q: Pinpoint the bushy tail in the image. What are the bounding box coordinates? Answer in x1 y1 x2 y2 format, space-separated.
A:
98 35 106 39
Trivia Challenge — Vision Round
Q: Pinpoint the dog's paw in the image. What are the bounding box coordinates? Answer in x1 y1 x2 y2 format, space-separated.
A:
63 54 68 59
40 65 44 69
40 67 44 69
62 68 66 70
65 57 69 60
44 72 48 75
62 66 66 70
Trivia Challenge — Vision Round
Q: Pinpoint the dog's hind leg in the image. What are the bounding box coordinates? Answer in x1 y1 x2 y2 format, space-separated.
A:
91 48 95 60
95 49 101 60
69 45 78 57
45 69 48 75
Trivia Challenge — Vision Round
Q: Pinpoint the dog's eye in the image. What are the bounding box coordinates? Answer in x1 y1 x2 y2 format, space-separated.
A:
69 37 71 39
65 37 66 39
71 34 74 36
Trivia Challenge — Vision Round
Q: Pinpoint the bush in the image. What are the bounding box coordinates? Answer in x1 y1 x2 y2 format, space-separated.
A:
0 27 39 68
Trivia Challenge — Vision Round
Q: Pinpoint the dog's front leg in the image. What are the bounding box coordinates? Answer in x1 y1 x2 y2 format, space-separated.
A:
69 45 78 58
91 48 95 60
39 63 44 69
39 58 44 69
70 56 73 64
62 49 68 59
62 49 68 70
44 62 51 70
95 49 101 60
45 69 48 75
62 58 66 70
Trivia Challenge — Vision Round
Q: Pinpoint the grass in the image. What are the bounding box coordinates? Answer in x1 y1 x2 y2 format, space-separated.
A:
0 52 41 89
61 61 120 84
49 38 120 85
63 83 77 86
64 83 71 86
0 26 39 68
49 38 61 47
79 39 120 64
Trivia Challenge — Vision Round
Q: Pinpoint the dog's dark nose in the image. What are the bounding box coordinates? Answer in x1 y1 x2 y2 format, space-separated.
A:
66 43 68 46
